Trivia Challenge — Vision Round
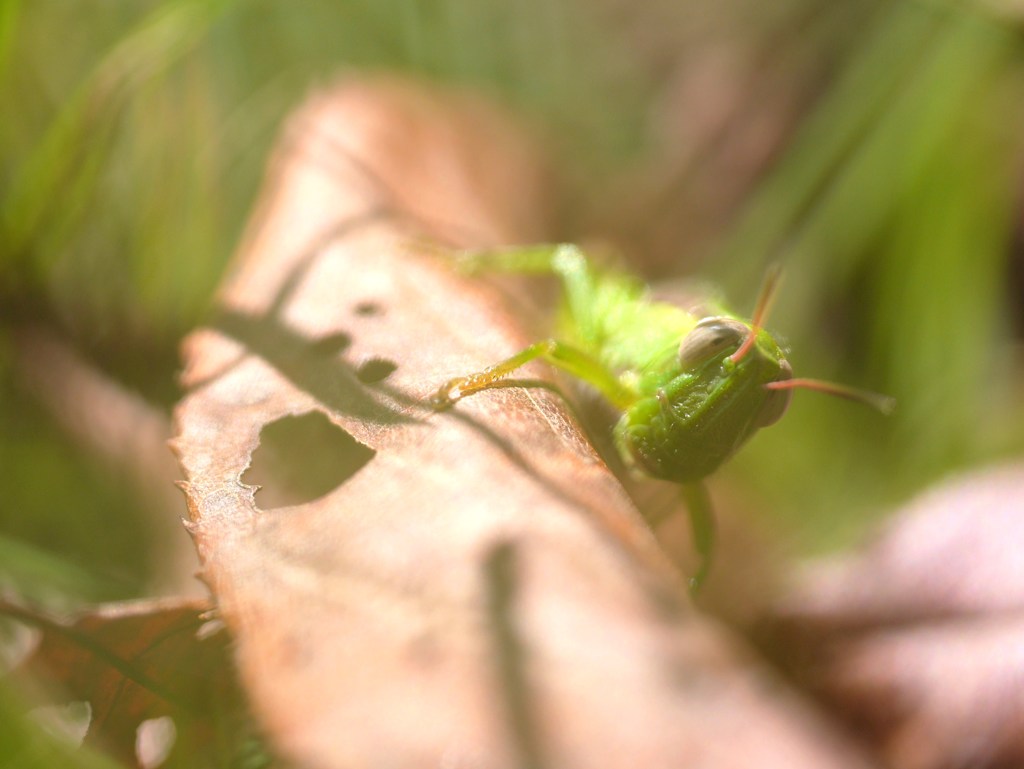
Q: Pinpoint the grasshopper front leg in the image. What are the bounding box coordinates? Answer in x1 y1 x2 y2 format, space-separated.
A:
680 482 715 592
430 338 635 411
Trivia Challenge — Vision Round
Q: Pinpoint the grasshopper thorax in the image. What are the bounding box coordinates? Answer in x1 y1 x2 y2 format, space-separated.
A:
613 317 792 484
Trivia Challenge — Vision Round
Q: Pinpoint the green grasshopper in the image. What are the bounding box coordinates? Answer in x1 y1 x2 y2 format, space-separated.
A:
431 244 893 589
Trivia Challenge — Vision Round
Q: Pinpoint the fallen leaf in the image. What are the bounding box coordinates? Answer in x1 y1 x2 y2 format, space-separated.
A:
172 76 879 769
3 596 246 768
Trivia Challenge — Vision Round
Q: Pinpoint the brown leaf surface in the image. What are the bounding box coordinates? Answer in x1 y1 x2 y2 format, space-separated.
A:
171 76 877 769
771 463 1024 769
4 597 239 766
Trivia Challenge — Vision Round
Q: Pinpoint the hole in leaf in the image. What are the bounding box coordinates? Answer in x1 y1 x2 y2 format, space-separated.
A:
136 716 176 768
355 358 398 384
244 412 376 508
353 300 383 317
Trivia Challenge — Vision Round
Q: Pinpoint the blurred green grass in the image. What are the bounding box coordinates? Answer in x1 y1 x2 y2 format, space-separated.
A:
1 0 1023 762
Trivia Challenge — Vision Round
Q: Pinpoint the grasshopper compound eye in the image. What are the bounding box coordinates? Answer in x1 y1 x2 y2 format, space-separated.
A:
678 318 748 367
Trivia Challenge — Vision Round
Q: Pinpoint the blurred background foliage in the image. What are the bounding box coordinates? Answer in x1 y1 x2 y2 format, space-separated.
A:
1 0 1023 763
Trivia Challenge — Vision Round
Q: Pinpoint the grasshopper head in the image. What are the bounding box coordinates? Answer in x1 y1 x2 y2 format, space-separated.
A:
678 317 794 428
614 316 793 484
612 264 893 484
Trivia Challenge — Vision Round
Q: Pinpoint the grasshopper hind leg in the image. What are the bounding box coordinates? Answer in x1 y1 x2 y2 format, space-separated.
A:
432 244 634 408
451 243 602 341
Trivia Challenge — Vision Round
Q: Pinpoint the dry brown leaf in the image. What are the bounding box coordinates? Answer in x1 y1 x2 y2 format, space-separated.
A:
171 76 878 769
771 463 1024 769
4 596 241 767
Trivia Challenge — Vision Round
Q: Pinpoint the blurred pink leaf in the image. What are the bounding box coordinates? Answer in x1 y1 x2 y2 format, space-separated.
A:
773 463 1024 769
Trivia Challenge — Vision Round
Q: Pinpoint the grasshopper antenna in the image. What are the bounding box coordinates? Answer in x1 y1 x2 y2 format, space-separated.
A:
726 265 895 414
728 263 783 365
765 378 896 414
